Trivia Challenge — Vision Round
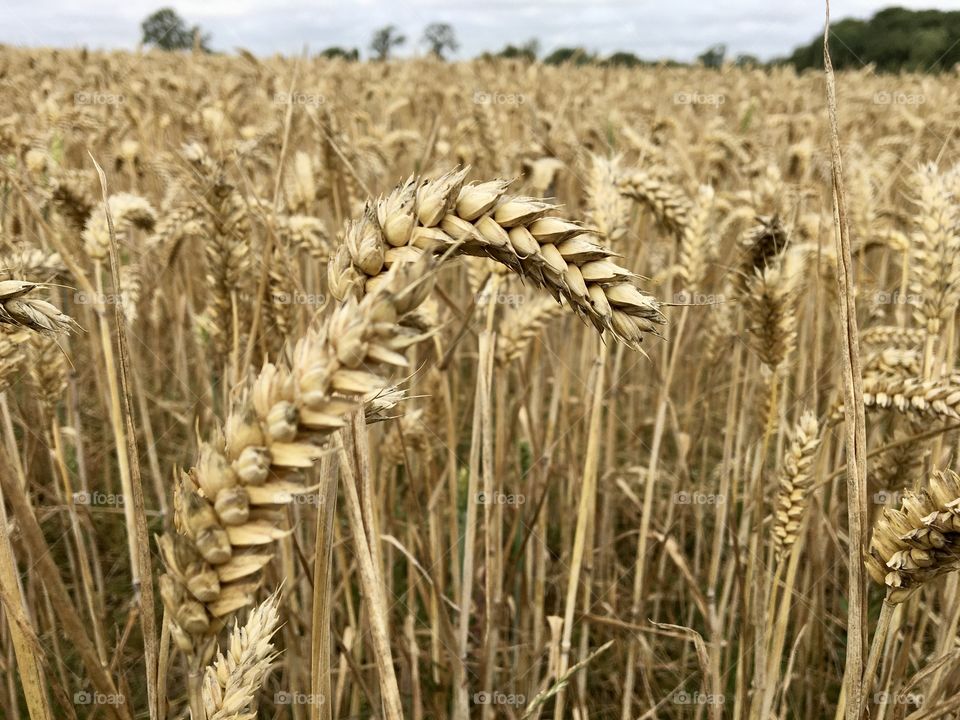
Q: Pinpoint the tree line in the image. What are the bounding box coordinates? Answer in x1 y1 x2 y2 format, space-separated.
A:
141 7 960 73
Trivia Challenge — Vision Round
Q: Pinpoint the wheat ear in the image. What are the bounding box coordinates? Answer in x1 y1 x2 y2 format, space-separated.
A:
200 592 281 720
158 257 437 664
0 280 78 335
868 469 960 603
771 412 821 558
329 168 664 349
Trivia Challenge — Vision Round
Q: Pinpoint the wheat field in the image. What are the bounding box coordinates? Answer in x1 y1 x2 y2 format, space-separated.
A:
0 45 959 720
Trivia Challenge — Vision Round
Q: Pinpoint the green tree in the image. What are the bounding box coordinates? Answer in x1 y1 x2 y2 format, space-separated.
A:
319 47 359 61
370 25 406 61
786 8 960 73
492 39 539 62
604 51 646 68
697 43 726 68
543 47 594 66
141 8 210 51
422 23 458 59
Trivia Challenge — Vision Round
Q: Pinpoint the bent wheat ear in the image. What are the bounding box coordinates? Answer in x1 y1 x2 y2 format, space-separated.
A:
736 215 790 296
0 280 78 335
330 168 664 350
617 170 691 239
81 192 156 261
868 469 960 603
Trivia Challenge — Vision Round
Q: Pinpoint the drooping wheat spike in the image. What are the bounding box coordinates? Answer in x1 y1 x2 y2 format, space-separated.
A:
27 335 67 414
585 154 631 247
677 185 716 291
0 280 79 335
496 296 565 365
329 168 664 350
907 163 960 336
860 325 926 351
867 469 960 603
201 591 281 720
158 257 437 663
771 412 821 558
80 193 156 262
831 373 960 423
48 170 95 231
743 264 797 371
147 196 207 272
617 169 690 240
735 215 790 297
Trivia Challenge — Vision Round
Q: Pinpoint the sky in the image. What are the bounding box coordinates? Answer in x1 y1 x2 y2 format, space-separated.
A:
2 0 959 62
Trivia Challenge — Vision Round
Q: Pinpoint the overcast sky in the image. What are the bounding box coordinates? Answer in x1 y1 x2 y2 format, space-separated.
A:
2 1 959 61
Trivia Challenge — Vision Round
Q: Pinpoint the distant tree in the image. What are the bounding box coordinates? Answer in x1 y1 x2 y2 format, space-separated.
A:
319 47 359 61
141 8 210 51
543 47 594 66
604 51 645 68
786 8 960 73
370 25 405 61
494 39 539 62
422 23 458 59
735 53 761 68
697 43 726 68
